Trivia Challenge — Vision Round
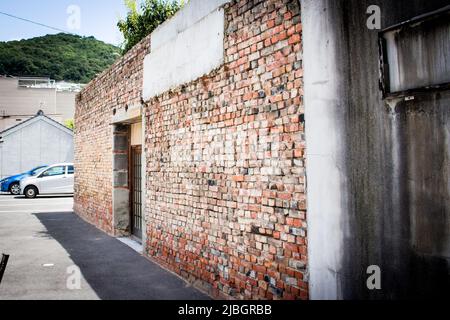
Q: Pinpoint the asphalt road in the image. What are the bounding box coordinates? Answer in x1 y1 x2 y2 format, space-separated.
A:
0 194 209 300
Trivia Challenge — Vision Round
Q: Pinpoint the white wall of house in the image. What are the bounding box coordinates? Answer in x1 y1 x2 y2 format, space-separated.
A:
0 115 74 179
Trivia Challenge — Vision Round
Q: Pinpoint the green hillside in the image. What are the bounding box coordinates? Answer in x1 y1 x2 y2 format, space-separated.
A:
0 33 121 84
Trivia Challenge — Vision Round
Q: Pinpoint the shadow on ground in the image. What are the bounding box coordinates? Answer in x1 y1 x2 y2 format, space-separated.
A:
34 212 209 300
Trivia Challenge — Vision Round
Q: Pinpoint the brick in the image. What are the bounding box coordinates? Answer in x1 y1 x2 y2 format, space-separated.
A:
288 34 301 45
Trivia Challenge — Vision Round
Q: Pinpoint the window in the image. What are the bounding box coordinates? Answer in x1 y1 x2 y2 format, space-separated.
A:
379 7 450 95
41 166 65 177
67 166 74 175
31 167 46 176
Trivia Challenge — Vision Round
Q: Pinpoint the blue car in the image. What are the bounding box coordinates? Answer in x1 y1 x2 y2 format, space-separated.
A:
0 166 48 195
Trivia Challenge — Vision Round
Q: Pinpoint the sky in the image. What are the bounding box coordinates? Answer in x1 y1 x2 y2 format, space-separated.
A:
0 0 131 46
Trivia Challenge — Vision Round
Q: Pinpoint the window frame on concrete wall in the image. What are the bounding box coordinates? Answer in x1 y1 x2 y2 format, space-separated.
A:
379 5 450 98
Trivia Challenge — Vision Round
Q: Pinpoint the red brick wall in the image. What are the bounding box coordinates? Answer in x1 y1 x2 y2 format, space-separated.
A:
75 0 306 300
74 35 151 235
144 0 306 300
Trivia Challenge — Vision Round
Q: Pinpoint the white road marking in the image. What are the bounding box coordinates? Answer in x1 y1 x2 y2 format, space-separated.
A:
0 203 72 207
0 210 73 213
42 264 55 267
0 195 74 214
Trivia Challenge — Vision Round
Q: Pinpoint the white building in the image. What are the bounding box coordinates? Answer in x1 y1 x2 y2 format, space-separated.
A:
0 111 74 179
0 76 81 132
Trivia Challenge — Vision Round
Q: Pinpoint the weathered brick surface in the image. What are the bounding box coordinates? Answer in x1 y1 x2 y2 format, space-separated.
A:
75 0 307 300
74 35 151 234
144 0 307 300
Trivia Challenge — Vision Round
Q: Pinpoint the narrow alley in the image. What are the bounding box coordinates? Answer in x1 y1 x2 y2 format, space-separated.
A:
0 195 208 300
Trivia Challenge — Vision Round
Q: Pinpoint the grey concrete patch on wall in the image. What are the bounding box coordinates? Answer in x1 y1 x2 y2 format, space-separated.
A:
112 104 142 125
112 124 130 235
142 0 228 100
150 0 230 51
113 188 131 233
114 171 128 188
113 135 128 152
302 0 450 299
113 154 128 171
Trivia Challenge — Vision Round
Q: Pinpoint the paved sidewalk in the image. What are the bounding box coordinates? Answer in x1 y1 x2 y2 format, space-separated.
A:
0 195 209 300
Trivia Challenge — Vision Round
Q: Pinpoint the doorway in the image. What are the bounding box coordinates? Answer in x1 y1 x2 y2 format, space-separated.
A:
130 145 142 240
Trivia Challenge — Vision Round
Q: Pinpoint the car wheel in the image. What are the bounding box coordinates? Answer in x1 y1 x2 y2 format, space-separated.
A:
24 186 38 199
9 183 21 196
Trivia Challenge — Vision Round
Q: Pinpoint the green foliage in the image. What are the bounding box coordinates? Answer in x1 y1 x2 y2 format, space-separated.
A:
0 33 121 83
64 119 75 130
118 0 182 53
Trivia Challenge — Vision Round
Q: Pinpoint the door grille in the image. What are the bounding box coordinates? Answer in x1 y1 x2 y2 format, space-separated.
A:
131 146 142 239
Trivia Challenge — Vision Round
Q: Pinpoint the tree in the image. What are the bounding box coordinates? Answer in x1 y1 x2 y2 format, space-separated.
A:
65 119 75 130
0 33 120 83
117 0 183 53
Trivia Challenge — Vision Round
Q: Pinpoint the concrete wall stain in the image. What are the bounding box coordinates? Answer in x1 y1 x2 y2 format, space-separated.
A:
303 0 449 299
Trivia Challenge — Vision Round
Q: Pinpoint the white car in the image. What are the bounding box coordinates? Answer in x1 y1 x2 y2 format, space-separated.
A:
20 163 74 199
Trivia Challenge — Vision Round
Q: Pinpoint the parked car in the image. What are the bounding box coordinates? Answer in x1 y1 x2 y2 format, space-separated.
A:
20 163 74 199
0 166 48 195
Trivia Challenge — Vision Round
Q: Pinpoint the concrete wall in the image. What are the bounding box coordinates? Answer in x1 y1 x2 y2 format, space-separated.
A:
381 13 450 93
0 78 56 116
142 0 229 100
0 77 76 132
56 91 77 123
150 0 230 51
112 124 131 236
302 0 450 299
0 116 73 179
